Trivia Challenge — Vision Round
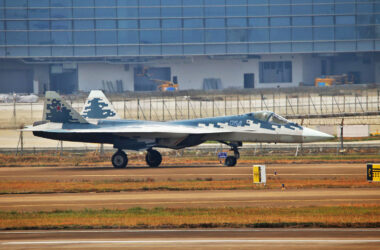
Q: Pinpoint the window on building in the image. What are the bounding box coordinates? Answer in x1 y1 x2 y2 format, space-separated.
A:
51 8 72 18
270 17 290 27
162 30 182 43
161 0 181 6
205 6 225 17
118 30 139 44
227 18 247 27
184 19 203 28
52 31 72 44
292 17 312 26
227 29 247 42
73 8 94 18
74 31 95 44
74 20 94 30
248 18 268 27
5 9 27 18
292 4 312 15
96 20 116 29
205 29 226 42
184 30 204 43
6 0 27 7
95 7 116 18
259 61 292 83
183 7 203 17
162 19 181 28
118 20 138 29
52 21 72 30
73 0 94 7
51 0 71 7
248 28 269 42
6 31 28 45
162 7 181 17
270 5 291 15
29 21 50 30
29 9 50 19
248 6 268 16
29 31 51 45
226 6 246 17
96 31 117 44
6 21 27 30
140 7 160 18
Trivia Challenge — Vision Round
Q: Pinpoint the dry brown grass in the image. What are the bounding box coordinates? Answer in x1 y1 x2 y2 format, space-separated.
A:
0 178 377 194
1 205 379 230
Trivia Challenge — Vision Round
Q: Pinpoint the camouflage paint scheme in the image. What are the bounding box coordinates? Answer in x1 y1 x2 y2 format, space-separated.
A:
82 98 117 119
28 91 332 151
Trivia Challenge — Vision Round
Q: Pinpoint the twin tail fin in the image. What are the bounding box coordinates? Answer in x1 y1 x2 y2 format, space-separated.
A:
81 90 119 120
43 91 88 124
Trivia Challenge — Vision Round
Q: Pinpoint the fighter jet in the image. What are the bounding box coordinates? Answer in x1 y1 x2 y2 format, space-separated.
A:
26 91 333 168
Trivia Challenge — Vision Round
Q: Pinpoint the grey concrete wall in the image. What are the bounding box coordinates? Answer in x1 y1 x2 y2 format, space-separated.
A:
78 63 134 92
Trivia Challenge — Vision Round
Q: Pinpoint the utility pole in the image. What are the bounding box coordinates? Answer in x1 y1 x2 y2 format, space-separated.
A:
340 118 344 152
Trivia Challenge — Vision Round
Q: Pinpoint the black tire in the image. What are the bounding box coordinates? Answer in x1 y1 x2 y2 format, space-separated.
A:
112 150 128 168
146 149 162 168
225 156 237 167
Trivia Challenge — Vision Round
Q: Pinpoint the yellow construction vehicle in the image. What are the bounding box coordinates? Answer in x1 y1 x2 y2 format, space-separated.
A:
153 79 179 92
315 74 354 87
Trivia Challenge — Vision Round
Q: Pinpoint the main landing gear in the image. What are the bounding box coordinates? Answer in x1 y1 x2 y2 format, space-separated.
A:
112 150 128 168
219 141 241 167
146 149 162 168
111 149 163 168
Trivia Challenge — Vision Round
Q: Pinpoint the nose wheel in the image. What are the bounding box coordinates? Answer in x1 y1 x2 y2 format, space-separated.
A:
219 141 241 167
225 156 237 167
146 149 162 168
112 150 128 168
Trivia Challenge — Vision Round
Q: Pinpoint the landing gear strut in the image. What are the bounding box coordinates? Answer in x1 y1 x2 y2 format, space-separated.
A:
146 149 162 168
219 141 241 167
112 150 128 168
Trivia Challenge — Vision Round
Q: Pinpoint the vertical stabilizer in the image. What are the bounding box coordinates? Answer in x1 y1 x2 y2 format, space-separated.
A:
81 90 120 120
44 91 88 124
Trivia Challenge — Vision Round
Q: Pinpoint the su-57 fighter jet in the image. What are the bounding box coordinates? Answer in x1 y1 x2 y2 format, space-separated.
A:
26 91 333 168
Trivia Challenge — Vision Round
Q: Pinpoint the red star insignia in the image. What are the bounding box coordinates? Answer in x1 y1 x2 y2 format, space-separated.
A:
56 105 62 112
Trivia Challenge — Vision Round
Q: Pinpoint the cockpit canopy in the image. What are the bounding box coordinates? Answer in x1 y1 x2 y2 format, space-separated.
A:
247 111 290 125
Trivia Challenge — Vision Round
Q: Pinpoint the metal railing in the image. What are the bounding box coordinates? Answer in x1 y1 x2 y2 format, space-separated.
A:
1 86 380 128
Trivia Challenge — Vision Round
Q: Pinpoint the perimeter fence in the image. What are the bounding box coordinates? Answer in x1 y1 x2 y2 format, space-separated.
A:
1 85 380 128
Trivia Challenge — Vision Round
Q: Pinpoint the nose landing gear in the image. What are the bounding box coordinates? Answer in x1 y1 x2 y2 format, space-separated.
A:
219 141 241 167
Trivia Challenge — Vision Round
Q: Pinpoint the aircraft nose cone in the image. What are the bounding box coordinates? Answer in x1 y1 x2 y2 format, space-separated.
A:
302 127 334 143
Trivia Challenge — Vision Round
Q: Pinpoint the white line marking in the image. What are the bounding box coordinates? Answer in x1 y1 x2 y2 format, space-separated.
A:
3 239 380 245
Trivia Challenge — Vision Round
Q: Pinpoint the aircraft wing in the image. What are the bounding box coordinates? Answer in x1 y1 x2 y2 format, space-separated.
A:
27 123 237 136
28 123 241 150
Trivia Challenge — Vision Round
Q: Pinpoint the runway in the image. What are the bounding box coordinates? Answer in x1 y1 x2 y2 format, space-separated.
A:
0 163 364 181
1 229 379 249
1 188 379 211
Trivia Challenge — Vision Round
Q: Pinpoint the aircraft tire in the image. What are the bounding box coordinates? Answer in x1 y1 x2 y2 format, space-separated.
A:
146 149 162 168
112 150 128 168
225 156 237 167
